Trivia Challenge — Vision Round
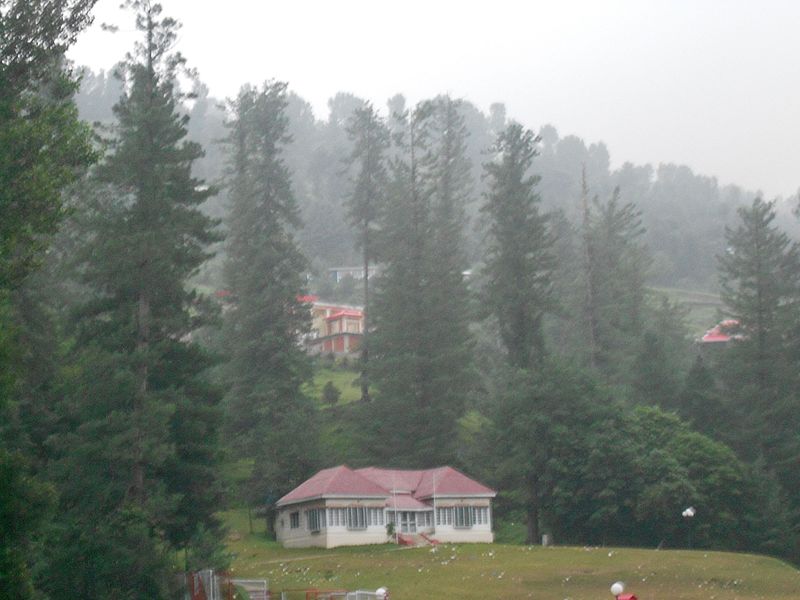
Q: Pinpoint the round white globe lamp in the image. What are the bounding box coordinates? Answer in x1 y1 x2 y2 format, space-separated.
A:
610 581 625 597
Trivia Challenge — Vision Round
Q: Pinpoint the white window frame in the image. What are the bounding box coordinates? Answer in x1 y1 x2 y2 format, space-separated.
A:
346 506 367 530
436 507 453 526
454 506 474 529
307 508 326 532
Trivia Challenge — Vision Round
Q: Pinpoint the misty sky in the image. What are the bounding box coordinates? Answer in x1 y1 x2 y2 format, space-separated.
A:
69 0 800 199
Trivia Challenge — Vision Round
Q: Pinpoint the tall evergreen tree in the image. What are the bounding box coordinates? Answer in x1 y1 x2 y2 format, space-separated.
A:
630 295 692 409
716 198 800 558
345 103 389 402
223 81 318 525
0 0 96 289
369 97 475 466
481 122 555 369
583 187 650 383
44 3 225 595
677 354 728 441
0 2 96 597
718 198 800 400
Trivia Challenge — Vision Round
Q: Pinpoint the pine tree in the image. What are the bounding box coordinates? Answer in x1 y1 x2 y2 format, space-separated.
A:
45 3 224 594
0 0 96 289
716 198 800 557
630 331 679 407
223 81 318 524
0 2 96 597
481 122 555 369
583 187 650 383
718 198 800 400
677 355 728 441
344 103 389 402
369 97 475 466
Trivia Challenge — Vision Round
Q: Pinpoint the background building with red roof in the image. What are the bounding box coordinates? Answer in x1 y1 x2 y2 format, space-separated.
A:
698 319 743 344
275 465 496 548
305 300 364 356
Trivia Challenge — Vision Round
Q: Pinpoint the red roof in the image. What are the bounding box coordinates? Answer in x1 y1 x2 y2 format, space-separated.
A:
356 467 425 493
277 465 495 507
700 319 741 343
414 466 496 498
297 294 319 303
277 466 387 506
385 494 430 510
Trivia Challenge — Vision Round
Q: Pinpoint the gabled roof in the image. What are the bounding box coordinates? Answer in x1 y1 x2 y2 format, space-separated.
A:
355 467 425 493
277 465 387 507
700 319 743 343
415 466 496 499
385 494 430 510
277 465 496 508
355 466 495 498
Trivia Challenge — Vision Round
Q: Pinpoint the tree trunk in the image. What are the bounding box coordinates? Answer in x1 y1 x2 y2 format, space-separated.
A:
265 508 277 540
360 227 370 402
580 167 599 370
133 291 150 505
525 476 540 545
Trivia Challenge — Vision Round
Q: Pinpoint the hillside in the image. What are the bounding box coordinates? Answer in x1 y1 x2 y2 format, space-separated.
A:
651 286 724 335
222 511 800 600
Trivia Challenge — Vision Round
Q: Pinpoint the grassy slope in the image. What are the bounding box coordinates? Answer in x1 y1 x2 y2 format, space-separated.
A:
227 287 790 598
650 286 724 335
305 366 362 407
222 511 800 600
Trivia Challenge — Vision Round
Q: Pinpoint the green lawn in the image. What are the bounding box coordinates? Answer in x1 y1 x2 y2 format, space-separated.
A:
221 510 800 599
305 366 362 407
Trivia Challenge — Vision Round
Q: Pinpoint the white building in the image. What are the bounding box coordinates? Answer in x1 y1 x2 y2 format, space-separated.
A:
275 465 496 548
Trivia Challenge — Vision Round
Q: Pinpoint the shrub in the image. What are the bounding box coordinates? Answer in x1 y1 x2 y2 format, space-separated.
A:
322 380 341 405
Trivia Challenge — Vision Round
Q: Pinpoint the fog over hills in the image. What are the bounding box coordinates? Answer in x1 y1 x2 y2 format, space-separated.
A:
69 0 800 200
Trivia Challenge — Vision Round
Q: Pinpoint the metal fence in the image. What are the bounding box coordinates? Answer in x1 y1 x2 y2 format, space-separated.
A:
183 571 384 600
232 579 269 600
183 570 269 600
277 590 386 600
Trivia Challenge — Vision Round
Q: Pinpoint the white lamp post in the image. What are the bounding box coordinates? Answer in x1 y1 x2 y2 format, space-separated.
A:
682 506 696 549
610 581 625 598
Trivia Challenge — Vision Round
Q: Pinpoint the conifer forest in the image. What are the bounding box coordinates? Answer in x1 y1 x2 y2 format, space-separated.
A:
3 1 800 597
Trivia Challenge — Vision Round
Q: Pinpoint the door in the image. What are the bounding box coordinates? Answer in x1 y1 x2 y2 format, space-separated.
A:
400 511 416 533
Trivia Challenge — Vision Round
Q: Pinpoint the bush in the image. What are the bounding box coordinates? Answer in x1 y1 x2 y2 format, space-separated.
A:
322 380 341 405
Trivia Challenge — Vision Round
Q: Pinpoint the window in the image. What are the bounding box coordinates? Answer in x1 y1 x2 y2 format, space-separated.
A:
436 507 453 526
346 506 367 530
290 512 300 529
474 507 489 525
328 508 347 526
454 506 474 529
307 509 326 532
367 508 384 527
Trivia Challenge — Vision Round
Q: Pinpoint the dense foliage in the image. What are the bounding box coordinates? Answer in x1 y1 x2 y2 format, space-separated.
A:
222 81 319 525
368 98 476 467
0 1 96 597
4 4 800 596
